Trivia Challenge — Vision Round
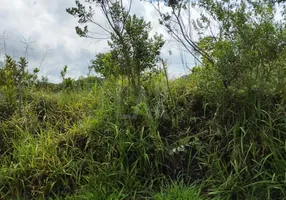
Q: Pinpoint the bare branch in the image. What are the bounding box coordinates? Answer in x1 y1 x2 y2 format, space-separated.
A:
39 46 52 69
0 30 7 55
20 36 36 60
150 1 214 65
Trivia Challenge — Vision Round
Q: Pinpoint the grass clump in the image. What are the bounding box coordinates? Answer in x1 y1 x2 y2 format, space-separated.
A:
153 182 202 200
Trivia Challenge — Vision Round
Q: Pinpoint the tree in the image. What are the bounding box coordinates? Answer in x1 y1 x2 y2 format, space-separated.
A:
148 0 286 64
108 14 165 87
196 0 286 89
67 0 165 89
150 0 286 89
0 55 32 119
89 52 119 78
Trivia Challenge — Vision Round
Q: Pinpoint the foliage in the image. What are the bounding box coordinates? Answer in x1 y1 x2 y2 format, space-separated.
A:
67 0 165 89
0 55 35 120
199 0 286 90
2 0 286 199
89 52 119 78
0 55 18 120
108 14 165 87
59 65 73 90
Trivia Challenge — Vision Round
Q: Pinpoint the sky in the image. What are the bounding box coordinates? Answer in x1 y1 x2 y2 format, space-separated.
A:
0 0 197 83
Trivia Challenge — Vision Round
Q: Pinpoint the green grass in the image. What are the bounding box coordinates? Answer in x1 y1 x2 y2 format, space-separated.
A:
153 182 203 200
1 64 286 199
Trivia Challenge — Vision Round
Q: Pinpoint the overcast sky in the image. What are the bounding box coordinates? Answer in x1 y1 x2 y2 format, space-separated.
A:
0 0 196 83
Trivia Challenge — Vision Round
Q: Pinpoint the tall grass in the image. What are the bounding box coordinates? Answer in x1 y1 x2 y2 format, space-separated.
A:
1 56 286 199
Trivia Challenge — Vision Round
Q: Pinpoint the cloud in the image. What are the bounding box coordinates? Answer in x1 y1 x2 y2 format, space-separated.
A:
0 0 194 83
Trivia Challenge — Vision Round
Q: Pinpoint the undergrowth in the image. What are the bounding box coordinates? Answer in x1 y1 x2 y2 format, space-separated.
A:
1 53 286 200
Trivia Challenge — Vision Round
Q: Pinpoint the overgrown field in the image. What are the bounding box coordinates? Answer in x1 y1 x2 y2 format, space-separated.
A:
1 0 286 199
1 53 286 200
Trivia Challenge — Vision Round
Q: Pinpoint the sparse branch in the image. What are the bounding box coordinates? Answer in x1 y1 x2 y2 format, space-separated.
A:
172 8 214 64
20 36 35 61
89 18 112 34
39 46 52 69
150 1 214 65
0 30 7 55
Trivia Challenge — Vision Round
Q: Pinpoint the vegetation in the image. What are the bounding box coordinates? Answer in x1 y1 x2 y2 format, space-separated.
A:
67 0 164 90
1 0 286 199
